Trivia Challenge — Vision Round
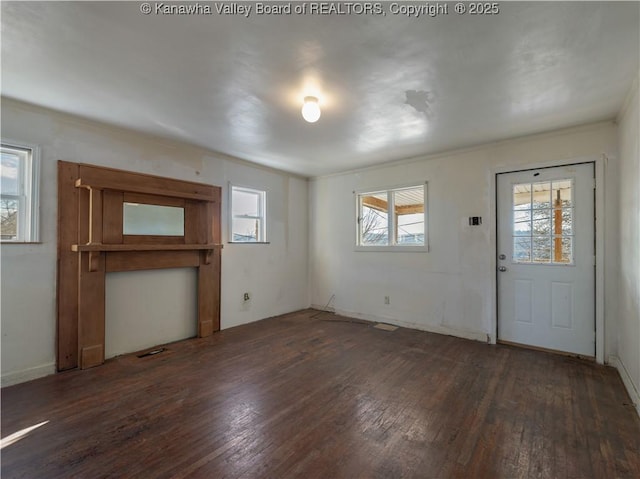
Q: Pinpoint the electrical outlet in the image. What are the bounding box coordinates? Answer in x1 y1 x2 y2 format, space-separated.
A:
384 296 390 305
243 292 250 301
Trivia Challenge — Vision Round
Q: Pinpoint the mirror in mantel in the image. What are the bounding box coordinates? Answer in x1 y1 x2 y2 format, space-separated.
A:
123 203 185 236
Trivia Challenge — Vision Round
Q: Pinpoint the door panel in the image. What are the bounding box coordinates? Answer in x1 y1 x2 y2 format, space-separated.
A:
497 163 595 356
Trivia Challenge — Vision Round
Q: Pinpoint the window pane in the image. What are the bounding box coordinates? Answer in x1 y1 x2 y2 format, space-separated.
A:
232 189 260 217
532 182 551 209
230 186 266 242
123 203 184 236
397 213 424 244
513 210 531 236
513 237 531 262
553 207 574 236
0 197 18 240
232 217 260 242
552 180 572 207
532 236 551 262
360 204 388 245
552 236 572 263
532 212 551 236
394 187 424 245
513 184 531 210
559 237 572 263
361 192 388 211
1 150 21 195
562 209 573 235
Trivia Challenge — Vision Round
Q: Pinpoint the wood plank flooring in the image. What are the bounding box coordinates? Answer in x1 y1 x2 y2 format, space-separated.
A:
2 310 639 478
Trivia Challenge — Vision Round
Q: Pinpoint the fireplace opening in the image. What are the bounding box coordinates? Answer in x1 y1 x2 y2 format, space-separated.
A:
105 268 197 359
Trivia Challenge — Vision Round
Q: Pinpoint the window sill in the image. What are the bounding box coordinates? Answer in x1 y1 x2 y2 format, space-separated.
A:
355 245 429 253
1 241 42 245
228 242 271 245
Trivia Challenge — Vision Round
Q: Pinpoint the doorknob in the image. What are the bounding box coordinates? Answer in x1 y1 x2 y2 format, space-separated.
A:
499 254 506 260
498 266 507 272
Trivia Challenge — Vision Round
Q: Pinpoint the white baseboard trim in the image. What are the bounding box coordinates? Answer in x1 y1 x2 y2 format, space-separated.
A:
608 355 640 418
327 308 489 343
1 362 55 388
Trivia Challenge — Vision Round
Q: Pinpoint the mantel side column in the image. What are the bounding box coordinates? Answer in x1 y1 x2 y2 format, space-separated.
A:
77 186 106 369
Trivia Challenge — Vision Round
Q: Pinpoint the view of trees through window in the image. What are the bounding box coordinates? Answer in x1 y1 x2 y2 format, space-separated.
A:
1 145 29 241
230 186 266 242
0 198 18 240
358 185 425 247
512 180 573 264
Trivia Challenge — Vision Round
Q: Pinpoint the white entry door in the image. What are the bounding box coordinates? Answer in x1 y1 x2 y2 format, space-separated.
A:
497 163 595 356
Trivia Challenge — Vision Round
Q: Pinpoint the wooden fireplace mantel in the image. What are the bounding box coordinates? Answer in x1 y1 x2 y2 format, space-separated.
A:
57 161 222 371
71 243 222 252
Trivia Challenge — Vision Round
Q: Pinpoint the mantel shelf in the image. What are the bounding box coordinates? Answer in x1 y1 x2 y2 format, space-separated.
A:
71 243 222 252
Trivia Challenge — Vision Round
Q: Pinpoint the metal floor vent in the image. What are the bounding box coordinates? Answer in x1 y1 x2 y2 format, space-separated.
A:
373 323 398 332
137 347 166 358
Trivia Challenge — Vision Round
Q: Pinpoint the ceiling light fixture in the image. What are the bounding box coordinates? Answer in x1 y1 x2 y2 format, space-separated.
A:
301 96 321 123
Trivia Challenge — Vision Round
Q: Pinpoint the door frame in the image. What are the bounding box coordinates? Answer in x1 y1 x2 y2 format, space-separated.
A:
490 155 606 364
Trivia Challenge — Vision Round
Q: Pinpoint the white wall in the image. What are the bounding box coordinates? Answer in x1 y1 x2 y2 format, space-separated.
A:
310 122 619 353
614 75 640 415
0 98 309 386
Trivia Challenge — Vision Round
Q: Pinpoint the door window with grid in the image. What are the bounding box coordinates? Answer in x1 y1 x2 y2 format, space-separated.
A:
512 179 573 264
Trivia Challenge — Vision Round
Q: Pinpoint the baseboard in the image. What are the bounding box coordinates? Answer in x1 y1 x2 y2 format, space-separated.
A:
1 362 55 388
310 303 335 313
333 308 489 343
608 355 640 418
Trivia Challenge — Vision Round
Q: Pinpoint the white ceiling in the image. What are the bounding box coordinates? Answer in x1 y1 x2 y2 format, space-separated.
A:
1 1 638 177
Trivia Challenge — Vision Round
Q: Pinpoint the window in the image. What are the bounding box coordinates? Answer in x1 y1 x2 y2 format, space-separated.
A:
229 185 267 243
356 183 427 250
1 142 39 242
512 179 573 264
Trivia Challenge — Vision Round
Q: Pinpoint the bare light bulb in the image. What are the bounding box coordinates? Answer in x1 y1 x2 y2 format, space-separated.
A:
301 96 321 123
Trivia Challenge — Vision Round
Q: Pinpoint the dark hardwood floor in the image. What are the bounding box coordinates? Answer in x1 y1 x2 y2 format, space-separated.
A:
2 309 639 478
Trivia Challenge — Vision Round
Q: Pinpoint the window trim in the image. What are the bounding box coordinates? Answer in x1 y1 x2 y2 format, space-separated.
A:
354 181 428 252
228 183 268 244
1 139 40 243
